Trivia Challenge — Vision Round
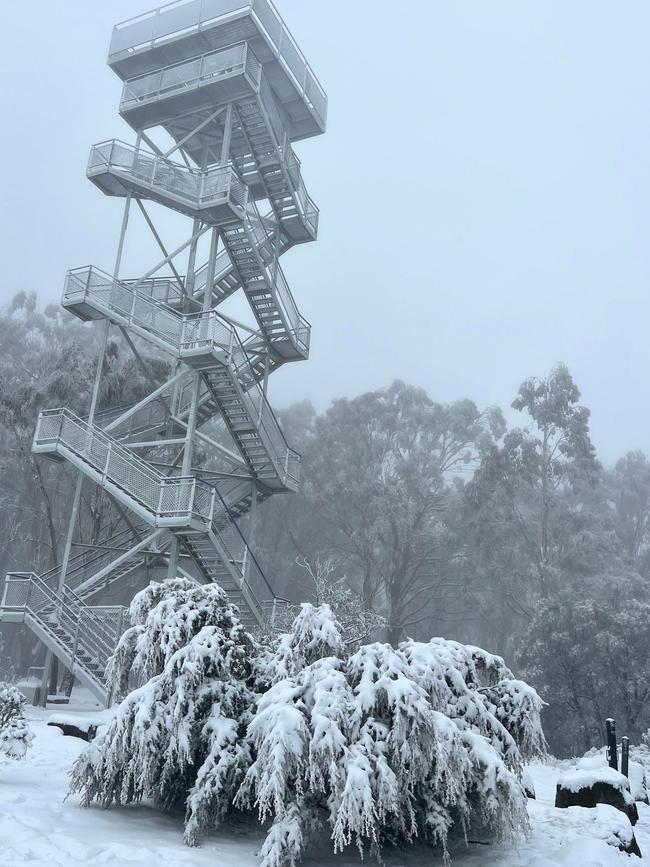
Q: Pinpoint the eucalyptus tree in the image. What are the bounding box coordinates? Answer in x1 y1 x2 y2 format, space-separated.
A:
466 365 600 617
608 450 650 572
300 380 504 643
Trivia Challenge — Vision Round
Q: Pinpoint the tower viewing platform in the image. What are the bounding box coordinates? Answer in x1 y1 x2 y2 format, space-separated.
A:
108 0 327 140
87 140 249 222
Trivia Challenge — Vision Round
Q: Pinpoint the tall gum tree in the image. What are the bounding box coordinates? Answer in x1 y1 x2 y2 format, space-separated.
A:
468 364 600 612
303 380 504 643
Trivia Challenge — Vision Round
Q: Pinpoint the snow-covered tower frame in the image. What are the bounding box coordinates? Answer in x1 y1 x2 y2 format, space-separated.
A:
1 0 326 705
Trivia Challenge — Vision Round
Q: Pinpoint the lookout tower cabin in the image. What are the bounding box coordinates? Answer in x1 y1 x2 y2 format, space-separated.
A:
100 0 327 210
109 0 326 136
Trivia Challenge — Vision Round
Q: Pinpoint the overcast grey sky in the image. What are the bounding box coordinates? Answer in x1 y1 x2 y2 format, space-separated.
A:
1 1 649 463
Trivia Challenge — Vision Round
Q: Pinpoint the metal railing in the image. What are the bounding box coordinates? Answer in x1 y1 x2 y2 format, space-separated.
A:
109 0 327 130
124 275 185 307
121 42 261 112
63 267 299 487
88 140 248 211
242 202 311 357
98 377 183 442
192 246 240 299
2 573 125 685
37 525 144 597
270 258 311 357
255 76 319 239
191 203 284 298
33 408 218 528
64 265 235 359
233 374 300 486
282 145 319 238
261 597 298 630
209 487 278 620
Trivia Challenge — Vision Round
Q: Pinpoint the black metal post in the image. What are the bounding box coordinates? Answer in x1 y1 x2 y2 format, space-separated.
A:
606 718 618 770
621 736 630 777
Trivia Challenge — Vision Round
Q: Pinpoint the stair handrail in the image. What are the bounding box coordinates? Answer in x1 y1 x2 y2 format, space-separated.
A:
243 199 310 354
192 208 295 305
65 267 300 487
3 573 117 680
210 486 276 606
66 537 148 597
62 582 126 654
34 408 221 528
255 76 319 239
37 524 139 584
217 323 301 486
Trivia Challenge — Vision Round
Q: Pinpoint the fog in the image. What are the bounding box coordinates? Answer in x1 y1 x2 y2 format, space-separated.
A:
2 0 649 463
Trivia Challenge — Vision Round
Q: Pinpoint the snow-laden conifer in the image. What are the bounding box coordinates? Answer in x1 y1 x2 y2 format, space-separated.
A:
68 587 544 864
0 683 33 759
69 579 256 845
239 604 544 865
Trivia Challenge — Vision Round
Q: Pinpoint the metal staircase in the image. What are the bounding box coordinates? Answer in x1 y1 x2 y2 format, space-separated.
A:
1 0 326 705
37 523 154 601
1 574 125 704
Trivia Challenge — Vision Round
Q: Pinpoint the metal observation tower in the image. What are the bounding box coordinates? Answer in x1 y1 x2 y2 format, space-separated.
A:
1 0 326 705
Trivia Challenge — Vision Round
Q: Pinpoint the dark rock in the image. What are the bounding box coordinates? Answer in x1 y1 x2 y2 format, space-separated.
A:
47 720 97 742
555 773 639 826
623 833 642 858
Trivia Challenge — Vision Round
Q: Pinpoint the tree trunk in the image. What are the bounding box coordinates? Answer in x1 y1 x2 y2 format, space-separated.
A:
386 577 403 646
540 428 551 597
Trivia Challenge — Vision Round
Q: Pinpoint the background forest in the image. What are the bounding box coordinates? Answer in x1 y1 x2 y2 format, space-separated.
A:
1 292 649 758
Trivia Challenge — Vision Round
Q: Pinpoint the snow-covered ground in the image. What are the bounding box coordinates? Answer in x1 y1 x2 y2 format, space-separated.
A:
1 693 649 867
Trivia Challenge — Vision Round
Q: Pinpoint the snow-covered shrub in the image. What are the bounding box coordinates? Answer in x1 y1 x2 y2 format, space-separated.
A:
0 683 33 759
238 604 545 866
104 577 220 700
69 587 545 865
69 579 257 845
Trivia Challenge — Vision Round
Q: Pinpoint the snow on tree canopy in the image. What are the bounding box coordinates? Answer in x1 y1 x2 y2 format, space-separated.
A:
68 587 545 865
260 601 347 685
69 579 257 845
0 683 34 760
238 604 546 866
